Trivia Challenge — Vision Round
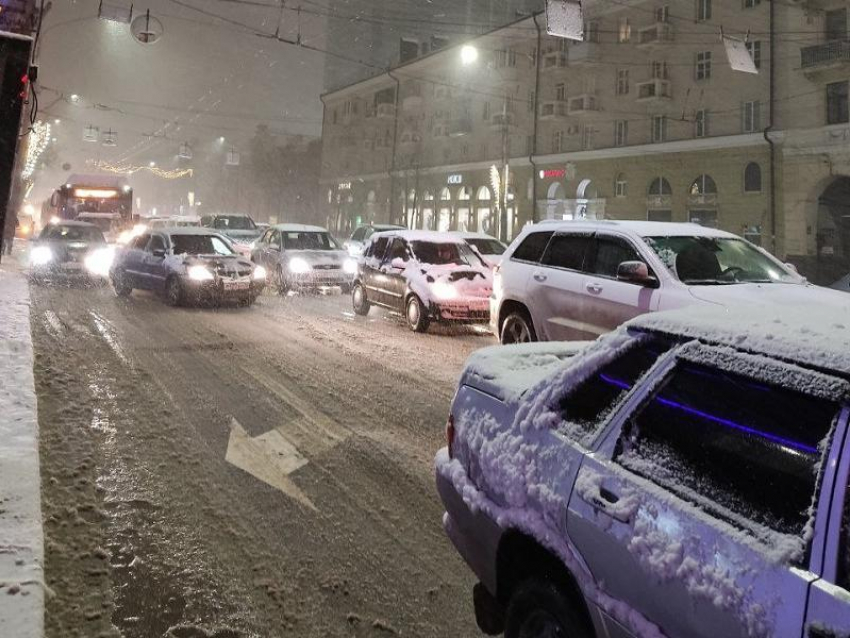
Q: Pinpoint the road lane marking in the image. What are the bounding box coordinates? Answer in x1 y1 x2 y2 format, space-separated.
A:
225 418 317 511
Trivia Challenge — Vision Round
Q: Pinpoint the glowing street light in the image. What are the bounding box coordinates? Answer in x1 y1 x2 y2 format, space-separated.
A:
149 161 156 167
460 45 479 66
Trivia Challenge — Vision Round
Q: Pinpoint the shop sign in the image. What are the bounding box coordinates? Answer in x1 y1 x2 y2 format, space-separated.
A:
338 182 352 190
538 169 566 179
447 174 463 185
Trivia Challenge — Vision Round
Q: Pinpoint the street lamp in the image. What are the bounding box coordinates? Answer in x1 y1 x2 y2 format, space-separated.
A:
149 161 156 167
460 45 479 66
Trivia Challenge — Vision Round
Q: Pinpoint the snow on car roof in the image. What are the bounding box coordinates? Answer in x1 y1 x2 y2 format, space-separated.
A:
451 231 502 241
271 223 329 232
161 227 226 236
534 219 736 239
373 229 466 243
628 304 850 377
50 220 97 227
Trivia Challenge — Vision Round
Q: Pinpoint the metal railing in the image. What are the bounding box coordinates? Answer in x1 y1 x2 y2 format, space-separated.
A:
801 40 850 69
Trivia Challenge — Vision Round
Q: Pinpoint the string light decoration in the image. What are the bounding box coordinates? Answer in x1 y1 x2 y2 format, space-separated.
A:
22 121 52 181
88 159 193 179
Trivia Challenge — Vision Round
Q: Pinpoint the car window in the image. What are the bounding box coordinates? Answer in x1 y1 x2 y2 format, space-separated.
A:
42 224 105 243
259 229 272 244
132 233 151 250
386 238 409 263
351 227 367 241
148 235 167 253
541 233 593 272
591 236 646 279
271 231 282 249
512 231 553 263
171 234 236 256
616 361 840 539
560 339 672 446
369 236 390 261
466 238 507 255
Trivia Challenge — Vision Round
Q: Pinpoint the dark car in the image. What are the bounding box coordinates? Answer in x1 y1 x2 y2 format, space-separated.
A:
351 230 492 332
110 228 266 306
28 220 115 283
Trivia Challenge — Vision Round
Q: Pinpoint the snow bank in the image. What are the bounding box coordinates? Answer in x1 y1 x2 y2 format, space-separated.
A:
0 270 44 638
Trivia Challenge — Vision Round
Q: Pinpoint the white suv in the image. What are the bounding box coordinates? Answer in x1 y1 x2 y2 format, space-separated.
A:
491 220 848 344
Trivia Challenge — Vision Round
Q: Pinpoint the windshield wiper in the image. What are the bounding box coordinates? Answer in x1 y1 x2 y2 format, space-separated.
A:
681 279 740 285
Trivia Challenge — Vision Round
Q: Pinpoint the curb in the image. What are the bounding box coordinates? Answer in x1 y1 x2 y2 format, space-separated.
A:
0 267 44 638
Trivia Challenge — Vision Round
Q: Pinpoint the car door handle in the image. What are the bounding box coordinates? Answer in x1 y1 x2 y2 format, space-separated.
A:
579 485 631 523
586 282 603 293
532 271 547 282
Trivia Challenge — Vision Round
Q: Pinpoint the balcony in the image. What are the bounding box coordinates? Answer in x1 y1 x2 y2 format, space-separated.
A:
449 118 473 137
540 100 568 119
490 112 517 129
542 51 568 71
567 94 599 115
376 103 396 119
402 93 424 111
637 22 674 47
636 79 672 101
569 42 600 65
801 41 850 74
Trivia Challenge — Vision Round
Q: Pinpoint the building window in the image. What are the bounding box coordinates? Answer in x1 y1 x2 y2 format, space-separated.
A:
746 40 761 69
461 143 469 158
744 162 762 192
582 125 594 150
615 173 628 197
695 109 709 137
743 0 760 7
556 83 566 101
526 135 534 155
827 81 849 125
695 51 712 80
651 115 667 143
619 18 631 42
615 120 629 146
742 100 762 132
697 0 712 21
616 69 630 95
651 60 668 79
826 8 848 42
552 130 564 153
655 5 669 22
690 174 718 195
584 21 600 43
648 177 672 195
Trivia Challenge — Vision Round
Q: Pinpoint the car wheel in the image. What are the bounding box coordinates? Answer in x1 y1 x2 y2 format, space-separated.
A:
352 282 370 316
165 276 184 307
112 269 133 297
504 579 592 638
501 311 537 345
406 294 430 333
276 266 290 295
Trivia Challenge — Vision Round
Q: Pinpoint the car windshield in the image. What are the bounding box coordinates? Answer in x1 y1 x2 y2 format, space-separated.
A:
42 224 105 243
214 216 256 231
466 238 506 255
411 240 482 266
645 236 798 284
282 231 338 250
171 234 235 256
77 216 120 233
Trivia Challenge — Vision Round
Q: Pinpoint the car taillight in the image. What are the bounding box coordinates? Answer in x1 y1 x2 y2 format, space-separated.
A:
446 413 456 458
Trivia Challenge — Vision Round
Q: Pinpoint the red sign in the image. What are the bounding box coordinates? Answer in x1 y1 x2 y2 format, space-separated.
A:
539 169 566 179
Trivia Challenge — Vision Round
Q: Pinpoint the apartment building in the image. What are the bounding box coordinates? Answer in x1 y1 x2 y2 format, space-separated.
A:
320 0 850 283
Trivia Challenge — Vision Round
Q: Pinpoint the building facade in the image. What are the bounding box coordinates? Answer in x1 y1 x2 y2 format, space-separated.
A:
320 0 850 284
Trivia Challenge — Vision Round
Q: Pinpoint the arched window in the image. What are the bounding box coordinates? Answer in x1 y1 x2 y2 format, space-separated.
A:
476 186 492 201
458 186 472 201
615 173 628 198
439 187 451 201
424 189 435 201
689 174 717 195
647 177 672 196
744 162 762 193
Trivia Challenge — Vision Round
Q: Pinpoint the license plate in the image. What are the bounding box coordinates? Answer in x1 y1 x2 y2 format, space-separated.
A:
223 280 250 291
61 262 84 271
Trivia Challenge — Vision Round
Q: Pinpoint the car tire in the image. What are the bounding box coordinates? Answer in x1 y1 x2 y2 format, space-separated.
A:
501 310 537 345
165 276 184 307
352 282 370 316
504 578 593 638
276 266 290 295
406 294 430 333
112 269 133 297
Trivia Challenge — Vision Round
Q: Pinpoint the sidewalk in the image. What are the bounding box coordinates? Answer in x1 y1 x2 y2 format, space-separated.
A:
0 258 44 638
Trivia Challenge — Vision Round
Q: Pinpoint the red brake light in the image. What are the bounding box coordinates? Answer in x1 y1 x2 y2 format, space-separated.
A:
446 413 456 458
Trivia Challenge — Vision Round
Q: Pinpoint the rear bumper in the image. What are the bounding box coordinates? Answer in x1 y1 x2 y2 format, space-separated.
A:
435 458 501 595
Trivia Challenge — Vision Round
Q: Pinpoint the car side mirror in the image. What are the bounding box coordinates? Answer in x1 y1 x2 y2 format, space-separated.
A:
152 248 167 258
391 257 406 270
617 261 658 287
784 262 799 274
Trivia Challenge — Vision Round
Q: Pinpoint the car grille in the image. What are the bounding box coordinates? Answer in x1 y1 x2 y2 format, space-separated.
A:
313 264 341 271
214 264 252 278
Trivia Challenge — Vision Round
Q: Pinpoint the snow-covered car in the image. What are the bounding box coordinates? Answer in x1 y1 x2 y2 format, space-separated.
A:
28 220 115 283
492 220 847 344
111 228 266 306
200 213 262 256
437 305 850 638
351 230 492 332
251 223 356 293
452 231 507 268
343 223 405 257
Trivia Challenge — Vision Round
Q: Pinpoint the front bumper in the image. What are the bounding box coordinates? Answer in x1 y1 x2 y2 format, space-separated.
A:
184 277 265 303
30 262 105 281
288 271 352 288
430 297 490 323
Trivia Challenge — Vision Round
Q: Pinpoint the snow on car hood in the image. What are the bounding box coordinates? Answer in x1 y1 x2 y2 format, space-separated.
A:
219 228 262 241
406 262 492 304
286 249 349 267
182 254 254 273
462 341 589 402
687 281 850 309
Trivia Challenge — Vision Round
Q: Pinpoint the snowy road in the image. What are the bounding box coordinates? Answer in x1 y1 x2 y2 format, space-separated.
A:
31 282 495 638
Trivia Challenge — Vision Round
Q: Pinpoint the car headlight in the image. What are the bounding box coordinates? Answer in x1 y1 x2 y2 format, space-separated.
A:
30 245 53 266
84 247 115 277
431 281 459 300
347 244 362 257
253 265 267 281
288 257 311 274
188 265 215 281
342 258 358 275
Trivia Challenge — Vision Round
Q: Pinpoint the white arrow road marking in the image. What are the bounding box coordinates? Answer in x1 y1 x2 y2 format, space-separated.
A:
225 418 318 512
